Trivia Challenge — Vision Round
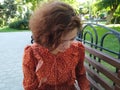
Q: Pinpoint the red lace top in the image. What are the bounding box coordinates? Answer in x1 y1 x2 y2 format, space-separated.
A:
22 41 90 90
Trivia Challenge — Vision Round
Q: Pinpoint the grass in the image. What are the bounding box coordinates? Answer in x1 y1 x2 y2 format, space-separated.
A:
0 26 29 32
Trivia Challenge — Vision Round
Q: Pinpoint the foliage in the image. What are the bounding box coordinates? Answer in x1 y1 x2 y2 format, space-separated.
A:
95 0 120 11
0 3 4 18
25 0 45 10
111 16 120 24
84 15 89 20
0 0 81 27
0 0 32 26
25 0 80 13
79 8 89 15
94 0 120 24
99 13 105 19
0 27 29 32
3 0 17 24
111 5 120 24
60 0 80 13
9 19 29 30
0 18 3 27
114 5 120 17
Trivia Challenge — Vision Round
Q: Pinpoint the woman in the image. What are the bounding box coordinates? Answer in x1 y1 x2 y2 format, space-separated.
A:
22 1 90 90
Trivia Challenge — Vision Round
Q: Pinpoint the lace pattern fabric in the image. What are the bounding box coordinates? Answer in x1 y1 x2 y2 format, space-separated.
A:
22 41 90 90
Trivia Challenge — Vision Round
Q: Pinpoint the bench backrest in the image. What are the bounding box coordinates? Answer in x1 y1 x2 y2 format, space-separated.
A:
77 23 120 90
84 45 120 90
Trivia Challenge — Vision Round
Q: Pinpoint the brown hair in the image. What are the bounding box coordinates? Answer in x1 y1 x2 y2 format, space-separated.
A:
29 1 82 50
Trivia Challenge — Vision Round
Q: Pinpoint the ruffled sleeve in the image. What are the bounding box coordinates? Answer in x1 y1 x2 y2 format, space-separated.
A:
75 42 90 90
22 46 39 90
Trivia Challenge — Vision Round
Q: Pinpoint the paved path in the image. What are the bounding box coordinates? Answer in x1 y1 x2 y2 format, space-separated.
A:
0 32 32 90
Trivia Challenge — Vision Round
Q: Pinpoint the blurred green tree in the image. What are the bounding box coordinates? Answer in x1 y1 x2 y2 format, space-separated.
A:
3 0 17 25
95 0 120 24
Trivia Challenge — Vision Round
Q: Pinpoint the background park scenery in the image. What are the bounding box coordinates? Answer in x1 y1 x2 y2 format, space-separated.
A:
0 0 120 90
0 0 119 56
0 0 120 31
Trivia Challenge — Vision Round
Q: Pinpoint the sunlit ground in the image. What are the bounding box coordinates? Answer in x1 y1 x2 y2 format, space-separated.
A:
76 0 87 3
106 24 120 27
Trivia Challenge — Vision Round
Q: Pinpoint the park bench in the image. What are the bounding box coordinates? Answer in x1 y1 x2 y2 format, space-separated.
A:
77 23 120 90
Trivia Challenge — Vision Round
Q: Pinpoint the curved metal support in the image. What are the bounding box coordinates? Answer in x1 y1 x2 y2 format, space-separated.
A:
83 31 93 47
100 31 120 57
82 24 98 47
100 32 112 48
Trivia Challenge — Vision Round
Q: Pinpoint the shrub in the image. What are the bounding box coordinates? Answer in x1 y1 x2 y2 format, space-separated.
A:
9 19 29 30
99 13 105 19
0 18 3 27
84 15 89 20
111 16 120 24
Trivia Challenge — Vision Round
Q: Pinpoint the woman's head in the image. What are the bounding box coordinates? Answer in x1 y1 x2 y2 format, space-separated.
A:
29 1 82 50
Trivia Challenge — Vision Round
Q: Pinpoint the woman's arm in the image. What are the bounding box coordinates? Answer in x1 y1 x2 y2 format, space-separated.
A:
22 46 39 90
75 43 90 90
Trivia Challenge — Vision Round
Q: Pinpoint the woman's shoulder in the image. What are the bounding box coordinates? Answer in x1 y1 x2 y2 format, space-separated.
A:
24 43 49 60
71 41 84 49
23 45 34 65
24 43 44 51
24 45 32 53
71 41 85 57
23 44 39 61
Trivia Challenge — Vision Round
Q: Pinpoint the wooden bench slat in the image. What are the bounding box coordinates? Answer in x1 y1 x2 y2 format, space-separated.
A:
118 70 120 78
115 70 120 90
85 63 113 90
85 55 120 86
87 74 101 90
115 85 120 90
85 45 120 69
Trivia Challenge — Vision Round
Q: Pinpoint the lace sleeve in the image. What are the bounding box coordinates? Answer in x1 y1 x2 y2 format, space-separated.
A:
75 43 90 90
22 46 39 90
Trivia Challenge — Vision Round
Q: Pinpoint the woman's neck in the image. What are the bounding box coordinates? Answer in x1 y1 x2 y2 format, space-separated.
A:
50 49 59 55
